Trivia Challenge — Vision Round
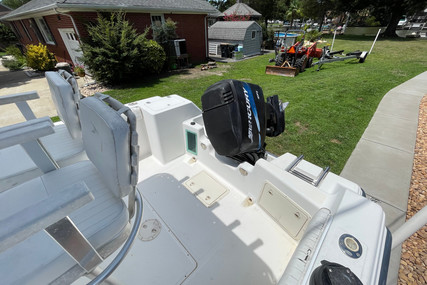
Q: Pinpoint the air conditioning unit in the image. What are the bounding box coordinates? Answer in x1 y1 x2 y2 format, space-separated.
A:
174 39 187 56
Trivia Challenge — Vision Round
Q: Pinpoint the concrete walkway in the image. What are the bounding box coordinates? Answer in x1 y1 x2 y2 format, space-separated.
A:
0 62 86 127
0 62 57 127
341 71 427 285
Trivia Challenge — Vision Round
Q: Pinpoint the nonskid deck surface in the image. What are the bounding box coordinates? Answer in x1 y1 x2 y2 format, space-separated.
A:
74 158 297 284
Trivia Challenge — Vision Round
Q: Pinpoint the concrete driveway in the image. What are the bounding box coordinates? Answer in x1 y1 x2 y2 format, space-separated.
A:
0 63 57 127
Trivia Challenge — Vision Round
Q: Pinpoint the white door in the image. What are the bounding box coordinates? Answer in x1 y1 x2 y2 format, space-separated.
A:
58 28 83 64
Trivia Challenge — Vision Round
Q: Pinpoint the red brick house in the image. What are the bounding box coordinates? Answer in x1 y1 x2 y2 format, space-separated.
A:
0 0 218 65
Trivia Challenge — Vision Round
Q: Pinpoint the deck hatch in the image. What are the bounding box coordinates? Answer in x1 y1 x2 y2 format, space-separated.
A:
184 171 229 207
259 182 310 239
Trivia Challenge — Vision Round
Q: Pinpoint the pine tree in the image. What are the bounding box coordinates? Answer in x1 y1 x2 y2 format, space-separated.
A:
82 12 165 85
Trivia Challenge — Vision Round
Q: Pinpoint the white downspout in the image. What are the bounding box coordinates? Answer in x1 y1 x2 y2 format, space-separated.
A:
54 8 81 41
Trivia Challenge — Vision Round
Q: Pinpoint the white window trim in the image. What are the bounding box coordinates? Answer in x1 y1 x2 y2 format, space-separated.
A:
20 20 32 41
35 17 55 45
10 22 22 39
150 14 165 26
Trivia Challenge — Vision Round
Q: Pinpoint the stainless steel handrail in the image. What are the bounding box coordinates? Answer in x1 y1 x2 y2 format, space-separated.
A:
286 154 330 187
88 188 143 285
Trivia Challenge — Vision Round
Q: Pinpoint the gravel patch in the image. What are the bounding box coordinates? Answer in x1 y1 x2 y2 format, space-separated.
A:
398 94 427 285
78 79 110 97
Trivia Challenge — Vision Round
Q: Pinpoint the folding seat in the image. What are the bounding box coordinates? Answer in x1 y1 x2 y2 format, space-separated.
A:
0 94 142 284
0 70 86 192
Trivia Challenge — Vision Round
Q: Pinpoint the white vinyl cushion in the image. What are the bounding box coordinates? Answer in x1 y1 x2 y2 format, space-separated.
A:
0 123 85 192
45 71 81 140
0 161 129 285
80 97 132 198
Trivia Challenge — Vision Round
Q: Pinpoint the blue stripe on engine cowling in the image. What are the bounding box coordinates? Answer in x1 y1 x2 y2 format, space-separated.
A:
243 82 261 150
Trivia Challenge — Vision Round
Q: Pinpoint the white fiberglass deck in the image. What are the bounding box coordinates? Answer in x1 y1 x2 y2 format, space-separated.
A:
72 94 389 285
76 157 297 284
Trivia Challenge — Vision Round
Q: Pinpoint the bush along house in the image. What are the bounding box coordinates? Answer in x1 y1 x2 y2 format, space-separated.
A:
0 0 219 66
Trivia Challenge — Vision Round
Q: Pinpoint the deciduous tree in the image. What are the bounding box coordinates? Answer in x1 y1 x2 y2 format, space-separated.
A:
285 0 303 28
208 0 236 12
331 0 427 37
2 0 30 9
248 0 278 28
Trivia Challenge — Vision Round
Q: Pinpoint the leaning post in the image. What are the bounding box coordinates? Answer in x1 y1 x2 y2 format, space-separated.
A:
369 28 381 54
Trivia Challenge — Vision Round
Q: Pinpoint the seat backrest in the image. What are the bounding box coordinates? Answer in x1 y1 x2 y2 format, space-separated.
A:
45 70 82 139
79 94 139 198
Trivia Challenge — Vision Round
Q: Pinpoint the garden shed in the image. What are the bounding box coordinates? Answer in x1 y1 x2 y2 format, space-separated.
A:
208 21 262 58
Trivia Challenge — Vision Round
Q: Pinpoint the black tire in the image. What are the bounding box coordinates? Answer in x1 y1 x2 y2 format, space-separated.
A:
295 54 308 72
306 57 313 68
276 53 286 66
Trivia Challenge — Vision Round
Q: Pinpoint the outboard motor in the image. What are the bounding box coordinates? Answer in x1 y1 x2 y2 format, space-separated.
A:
201 79 287 165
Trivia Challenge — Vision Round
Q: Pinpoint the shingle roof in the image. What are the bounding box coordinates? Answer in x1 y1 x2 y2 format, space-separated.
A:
1 0 218 20
208 21 260 41
0 3 12 17
219 3 261 18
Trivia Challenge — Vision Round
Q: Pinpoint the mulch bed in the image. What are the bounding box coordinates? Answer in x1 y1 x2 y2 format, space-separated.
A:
398 94 427 284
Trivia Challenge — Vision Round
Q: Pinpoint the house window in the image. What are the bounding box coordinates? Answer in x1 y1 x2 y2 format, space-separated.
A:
10 22 22 39
20 20 32 41
35 17 55 44
251 31 256 39
151 14 165 27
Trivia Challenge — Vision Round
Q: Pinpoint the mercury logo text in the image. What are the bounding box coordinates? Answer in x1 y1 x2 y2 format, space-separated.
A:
243 87 254 143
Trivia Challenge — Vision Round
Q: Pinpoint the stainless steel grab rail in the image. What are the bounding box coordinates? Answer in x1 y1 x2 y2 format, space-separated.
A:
286 154 330 187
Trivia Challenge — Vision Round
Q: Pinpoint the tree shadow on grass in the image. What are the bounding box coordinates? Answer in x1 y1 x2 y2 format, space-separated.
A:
325 34 421 42
112 68 193 90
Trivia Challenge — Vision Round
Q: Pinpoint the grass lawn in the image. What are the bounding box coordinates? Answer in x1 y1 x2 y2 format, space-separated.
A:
0 51 6 57
106 35 427 173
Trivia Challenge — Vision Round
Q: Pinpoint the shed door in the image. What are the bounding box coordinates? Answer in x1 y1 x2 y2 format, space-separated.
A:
58 28 83 64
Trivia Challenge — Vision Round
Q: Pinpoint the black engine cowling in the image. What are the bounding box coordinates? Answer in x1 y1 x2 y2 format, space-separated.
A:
201 79 286 164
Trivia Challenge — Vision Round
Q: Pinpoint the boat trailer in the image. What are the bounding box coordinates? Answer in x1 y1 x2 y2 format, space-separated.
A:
312 28 382 71
312 46 368 71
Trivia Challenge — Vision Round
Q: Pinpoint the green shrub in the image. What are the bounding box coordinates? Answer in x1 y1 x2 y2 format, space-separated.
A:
2 59 24 70
152 18 178 44
26 43 56 71
258 21 275 49
3 45 26 70
82 12 166 85
0 23 17 50
137 39 166 74
365 16 381 27
5 45 21 57
152 18 178 70
306 30 323 42
296 34 304 43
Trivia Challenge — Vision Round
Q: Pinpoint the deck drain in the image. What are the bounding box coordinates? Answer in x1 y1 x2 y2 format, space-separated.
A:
138 219 161 241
